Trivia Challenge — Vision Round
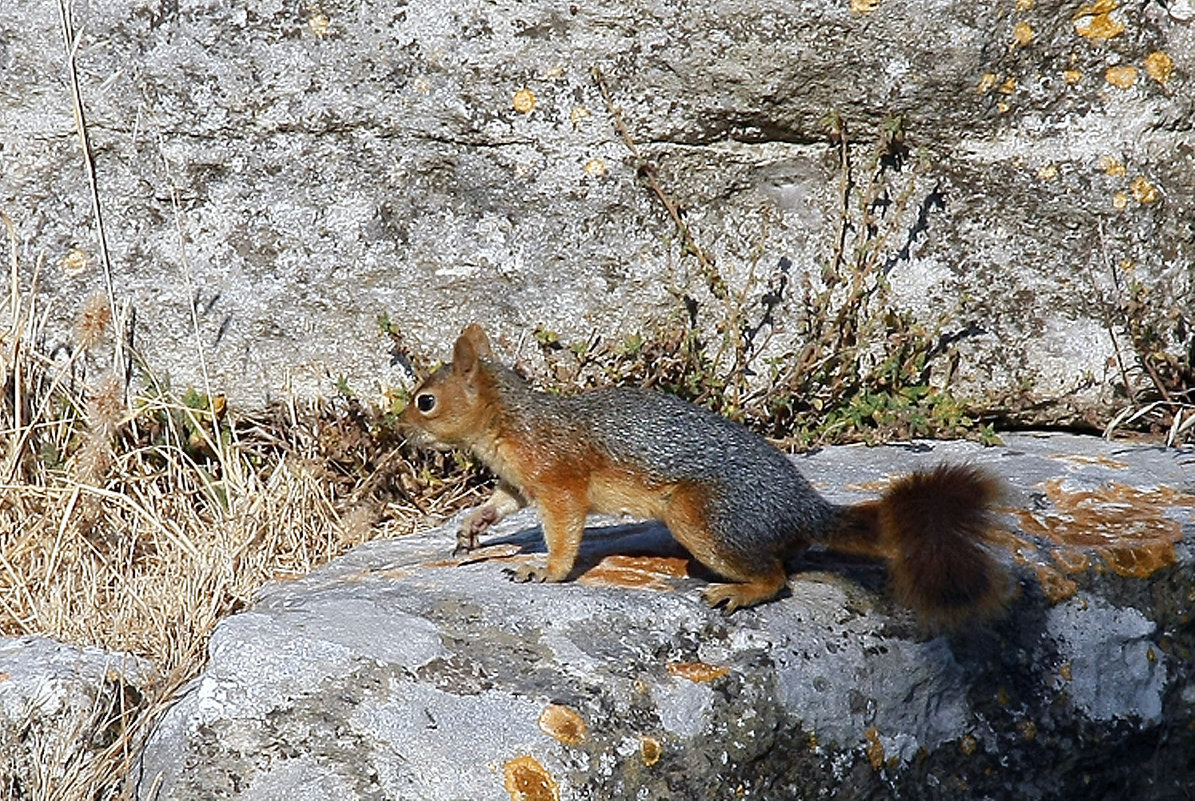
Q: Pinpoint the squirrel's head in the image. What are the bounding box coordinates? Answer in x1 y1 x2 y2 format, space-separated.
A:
400 324 495 447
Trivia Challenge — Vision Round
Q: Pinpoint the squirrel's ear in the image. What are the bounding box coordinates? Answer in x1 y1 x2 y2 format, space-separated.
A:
452 325 489 384
458 323 494 360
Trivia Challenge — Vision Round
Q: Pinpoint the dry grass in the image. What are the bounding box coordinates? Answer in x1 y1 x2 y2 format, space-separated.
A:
0 249 486 798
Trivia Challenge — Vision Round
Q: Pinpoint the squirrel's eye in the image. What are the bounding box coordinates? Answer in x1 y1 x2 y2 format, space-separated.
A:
415 393 437 413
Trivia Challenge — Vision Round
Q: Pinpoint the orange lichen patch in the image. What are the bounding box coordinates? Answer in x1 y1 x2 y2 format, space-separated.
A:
577 554 689 592
1037 164 1059 180
61 246 91 277
582 158 608 178
538 704 587 746
1063 69 1083 85
423 543 525 568
1051 452 1129 469
1098 156 1126 175
1018 719 1038 741
1104 64 1138 89
987 526 1081 602
999 76 1018 95
640 736 662 766
307 13 331 38
849 0 881 14
667 661 730 683
977 72 1000 93
1130 176 1160 205
864 727 885 770
1072 0 1125 40
513 88 537 113
1033 562 1080 603
842 479 891 494
1012 22 1035 46
1050 546 1091 573
1145 51 1174 85
1112 191 1130 211
503 756 559 801
1016 0 1035 11
1014 478 1192 579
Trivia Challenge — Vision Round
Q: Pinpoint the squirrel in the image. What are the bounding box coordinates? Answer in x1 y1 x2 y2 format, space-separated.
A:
400 324 1007 627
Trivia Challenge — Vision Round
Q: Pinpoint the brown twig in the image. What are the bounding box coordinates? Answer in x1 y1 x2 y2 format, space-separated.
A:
591 66 726 301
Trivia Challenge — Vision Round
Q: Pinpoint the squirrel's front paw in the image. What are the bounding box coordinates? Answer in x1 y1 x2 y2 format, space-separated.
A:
453 506 500 555
505 563 549 583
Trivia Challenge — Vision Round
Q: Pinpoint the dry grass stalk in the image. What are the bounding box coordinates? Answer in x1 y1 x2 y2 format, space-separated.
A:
0 265 487 799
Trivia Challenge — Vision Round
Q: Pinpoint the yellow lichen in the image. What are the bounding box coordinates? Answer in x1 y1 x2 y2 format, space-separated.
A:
1063 69 1083 85
1144 51 1174 85
850 0 881 13
977 72 1000 94
1097 155 1126 176
640 736 662 766
538 704 587 746
513 88 537 113
1130 176 1160 205
667 662 730 683
1013 22 1035 46
503 756 559 801
1073 0 1125 40
1036 164 1059 180
1016 0 1035 10
999 76 1018 94
61 247 90 278
1104 64 1138 89
864 728 885 770
1018 720 1038 741
1111 191 1129 210
582 158 608 178
307 13 331 38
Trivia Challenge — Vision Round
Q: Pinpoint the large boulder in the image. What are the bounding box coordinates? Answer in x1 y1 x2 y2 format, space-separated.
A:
2 0 1191 413
134 433 1195 799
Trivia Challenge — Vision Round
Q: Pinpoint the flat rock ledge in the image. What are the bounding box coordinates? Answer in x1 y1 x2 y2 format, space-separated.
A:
124 433 1193 800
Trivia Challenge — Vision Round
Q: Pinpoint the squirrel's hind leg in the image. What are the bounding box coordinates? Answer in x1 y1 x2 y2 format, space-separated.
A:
702 564 788 612
663 485 789 612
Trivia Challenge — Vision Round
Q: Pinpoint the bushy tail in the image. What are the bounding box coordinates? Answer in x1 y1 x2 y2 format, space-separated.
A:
827 464 1006 629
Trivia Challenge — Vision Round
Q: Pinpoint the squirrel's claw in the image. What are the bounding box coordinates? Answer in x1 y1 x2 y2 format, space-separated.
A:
452 528 478 556
454 504 504 556
505 563 548 583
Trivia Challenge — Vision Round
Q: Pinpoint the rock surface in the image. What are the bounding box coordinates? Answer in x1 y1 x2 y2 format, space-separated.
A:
2 0 1192 413
135 433 1195 800
0 636 152 790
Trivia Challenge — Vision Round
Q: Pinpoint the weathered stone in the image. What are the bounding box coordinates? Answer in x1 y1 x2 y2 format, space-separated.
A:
0 636 152 791
1 1 1191 415
134 433 1195 799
